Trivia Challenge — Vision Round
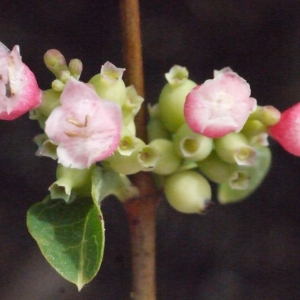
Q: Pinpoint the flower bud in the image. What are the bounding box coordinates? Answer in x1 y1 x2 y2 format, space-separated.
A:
118 129 141 156
218 146 271 204
228 170 249 190
214 132 256 166
49 164 95 203
158 65 197 132
249 105 281 126
198 151 236 183
140 139 181 175
89 61 127 106
44 49 68 79
241 119 267 137
51 79 65 92
173 124 213 161
122 85 144 125
104 138 145 175
68 59 83 80
163 170 212 214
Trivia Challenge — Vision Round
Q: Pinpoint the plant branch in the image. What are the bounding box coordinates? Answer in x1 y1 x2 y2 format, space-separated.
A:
119 1 158 299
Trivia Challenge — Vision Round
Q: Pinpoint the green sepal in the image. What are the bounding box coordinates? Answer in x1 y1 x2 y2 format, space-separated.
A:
27 196 104 291
218 146 271 204
91 166 139 206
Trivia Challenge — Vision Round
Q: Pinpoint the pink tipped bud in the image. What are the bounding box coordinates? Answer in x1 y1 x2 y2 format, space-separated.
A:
0 43 41 120
184 71 257 138
269 102 300 156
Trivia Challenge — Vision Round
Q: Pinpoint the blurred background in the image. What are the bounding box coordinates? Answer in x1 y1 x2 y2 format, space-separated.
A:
1 0 300 299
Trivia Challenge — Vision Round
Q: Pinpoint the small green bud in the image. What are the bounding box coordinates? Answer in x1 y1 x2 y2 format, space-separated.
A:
228 170 249 190
89 62 127 106
49 164 95 203
173 124 213 161
241 119 267 137
249 105 281 126
158 65 197 132
104 138 145 175
51 79 65 92
218 146 271 204
44 49 68 78
198 151 236 183
59 69 71 83
137 144 160 171
215 132 256 166
164 170 212 214
118 129 141 156
68 58 83 80
140 139 181 175
122 85 144 125
260 105 281 126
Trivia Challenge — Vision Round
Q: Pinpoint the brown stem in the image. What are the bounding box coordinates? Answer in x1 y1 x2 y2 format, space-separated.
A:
119 1 158 299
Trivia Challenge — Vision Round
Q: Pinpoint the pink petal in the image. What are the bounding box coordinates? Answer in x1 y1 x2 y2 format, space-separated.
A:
184 72 257 138
269 102 300 156
0 44 41 120
45 78 122 169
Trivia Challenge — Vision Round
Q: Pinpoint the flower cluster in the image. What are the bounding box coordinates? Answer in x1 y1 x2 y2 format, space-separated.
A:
147 66 280 213
30 50 143 203
2 43 300 215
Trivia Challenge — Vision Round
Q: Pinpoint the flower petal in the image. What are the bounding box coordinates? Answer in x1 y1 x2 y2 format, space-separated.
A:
184 72 256 138
45 78 122 169
269 102 300 156
0 44 41 120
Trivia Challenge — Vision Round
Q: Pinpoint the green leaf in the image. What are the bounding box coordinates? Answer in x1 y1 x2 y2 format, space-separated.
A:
218 146 272 204
91 166 139 209
27 196 104 291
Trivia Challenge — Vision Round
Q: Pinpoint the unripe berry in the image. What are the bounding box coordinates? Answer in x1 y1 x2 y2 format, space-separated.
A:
142 139 181 175
104 138 145 175
173 124 213 161
49 164 95 203
198 151 236 183
89 62 127 106
218 146 271 204
164 170 212 214
214 132 256 166
158 65 197 132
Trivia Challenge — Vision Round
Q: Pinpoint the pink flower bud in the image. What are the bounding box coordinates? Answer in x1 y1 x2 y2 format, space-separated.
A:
184 71 257 138
45 78 122 169
0 43 41 120
269 102 300 156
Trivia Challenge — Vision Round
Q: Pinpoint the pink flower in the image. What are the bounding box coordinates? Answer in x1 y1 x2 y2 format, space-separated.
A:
184 71 257 138
269 102 300 156
45 78 122 169
0 43 41 120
